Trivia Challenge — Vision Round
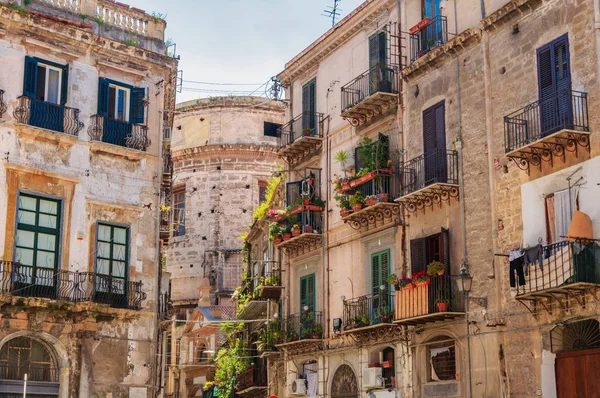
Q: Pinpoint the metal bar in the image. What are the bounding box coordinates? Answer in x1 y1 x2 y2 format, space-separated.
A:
13 95 83 135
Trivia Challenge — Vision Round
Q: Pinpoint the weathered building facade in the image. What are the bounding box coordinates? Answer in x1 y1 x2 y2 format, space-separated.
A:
231 0 600 398
0 0 177 396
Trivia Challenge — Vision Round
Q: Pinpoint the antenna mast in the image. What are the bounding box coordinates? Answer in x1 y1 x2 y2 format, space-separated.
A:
322 0 342 27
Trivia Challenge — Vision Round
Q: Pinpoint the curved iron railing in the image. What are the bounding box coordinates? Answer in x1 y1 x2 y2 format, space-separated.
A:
341 64 399 112
277 112 324 148
0 261 146 310
343 290 395 330
504 90 589 153
409 15 448 63
88 114 151 151
13 95 84 135
283 311 324 341
286 168 322 207
398 149 458 197
0 89 7 118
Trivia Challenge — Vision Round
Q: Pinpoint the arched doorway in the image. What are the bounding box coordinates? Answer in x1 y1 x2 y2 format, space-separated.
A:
0 337 60 397
331 364 358 398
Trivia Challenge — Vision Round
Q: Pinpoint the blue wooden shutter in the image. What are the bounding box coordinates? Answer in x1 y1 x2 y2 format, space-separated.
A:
60 64 69 105
130 87 145 124
97 78 110 117
23 56 38 98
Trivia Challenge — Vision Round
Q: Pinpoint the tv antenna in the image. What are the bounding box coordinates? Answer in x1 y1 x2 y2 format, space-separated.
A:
322 0 342 27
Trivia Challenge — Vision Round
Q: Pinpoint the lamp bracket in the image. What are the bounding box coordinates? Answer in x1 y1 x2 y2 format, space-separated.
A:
468 296 488 308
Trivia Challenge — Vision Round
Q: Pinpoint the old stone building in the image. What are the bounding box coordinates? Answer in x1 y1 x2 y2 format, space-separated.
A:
0 0 177 397
160 96 285 397
229 0 600 398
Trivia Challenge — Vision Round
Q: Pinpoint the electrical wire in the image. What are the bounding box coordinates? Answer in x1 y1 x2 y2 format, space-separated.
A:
182 80 265 86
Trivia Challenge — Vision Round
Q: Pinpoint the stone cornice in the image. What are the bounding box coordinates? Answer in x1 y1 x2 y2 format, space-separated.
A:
176 96 286 113
172 144 280 162
277 0 394 83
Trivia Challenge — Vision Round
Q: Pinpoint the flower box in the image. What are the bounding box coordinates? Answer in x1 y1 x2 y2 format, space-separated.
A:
409 17 430 34
292 229 301 237
365 197 377 206
274 236 282 244
381 360 393 368
351 204 363 212
414 279 430 287
402 283 415 291
283 233 292 241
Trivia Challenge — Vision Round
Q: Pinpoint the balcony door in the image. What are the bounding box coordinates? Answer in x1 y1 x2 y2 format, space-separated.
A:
95 223 129 308
420 0 443 53
423 101 447 186
369 29 390 95
371 250 391 321
302 79 316 136
97 78 145 146
537 35 572 137
300 274 315 313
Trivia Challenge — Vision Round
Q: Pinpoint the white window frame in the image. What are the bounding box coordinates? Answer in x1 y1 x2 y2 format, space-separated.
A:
38 62 62 104
109 83 130 122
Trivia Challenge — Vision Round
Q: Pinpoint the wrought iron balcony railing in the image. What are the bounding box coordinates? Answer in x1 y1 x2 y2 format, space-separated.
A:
398 149 458 197
341 64 399 112
286 168 322 207
409 15 448 63
283 311 324 342
515 239 599 297
352 171 394 202
0 261 146 310
504 90 589 153
237 363 268 391
277 112 324 148
343 290 395 330
13 95 84 135
0 89 7 118
88 114 151 151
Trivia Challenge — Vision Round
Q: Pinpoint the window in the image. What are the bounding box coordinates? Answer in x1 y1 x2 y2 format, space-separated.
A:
300 273 316 312
97 78 145 124
95 223 129 298
302 79 316 132
410 228 449 274
381 347 395 388
427 336 456 381
371 249 390 294
422 0 442 19
544 188 579 244
23 56 68 105
0 337 58 383
264 121 280 137
14 194 61 290
173 187 185 237
258 180 267 203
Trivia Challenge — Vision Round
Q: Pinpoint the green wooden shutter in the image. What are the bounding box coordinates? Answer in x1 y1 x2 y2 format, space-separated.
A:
380 250 390 286
300 274 315 312
302 79 316 131
60 64 69 105
378 30 388 66
371 253 381 295
97 78 110 117
369 34 379 69
23 56 38 98
130 87 145 124
410 238 427 275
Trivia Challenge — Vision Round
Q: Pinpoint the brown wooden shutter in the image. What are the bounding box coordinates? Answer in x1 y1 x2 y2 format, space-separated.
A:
441 228 450 269
410 238 427 275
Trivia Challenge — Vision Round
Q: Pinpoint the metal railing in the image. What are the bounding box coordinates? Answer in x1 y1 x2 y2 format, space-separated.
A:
504 90 589 153
286 168 322 207
0 89 7 118
0 261 146 310
352 172 393 202
251 269 282 290
398 149 458 197
13 95 84 135
277 112 324 148
237 363 268 391
258 321 283 352
341 64 399 112
158 291 172 320
88 114 151 151
283 311 324 341
409 15 448 63
395 274 463 321
515 239 599 296
0 364 59 383
343 290 395 329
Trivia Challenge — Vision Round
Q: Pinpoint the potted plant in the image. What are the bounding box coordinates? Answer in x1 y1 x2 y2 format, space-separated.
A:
282 226 292 241
306 172 315 185
335 150 350 177
303 127 313 136
269 222 283 242
399 277 414 291
365 195 377 206
312 323 323 339
436 298 450 312
304 225 313 234
378 307 393 323
349 191 365 212
301 192 311 205
335 194 351 217
274 236 283 244
376 192 389 203
386 273 399 286
291 224 301 237
427 260 445 276
412 270 430 287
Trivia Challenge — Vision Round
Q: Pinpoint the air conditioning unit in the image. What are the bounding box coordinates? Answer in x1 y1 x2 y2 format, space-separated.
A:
289 378 308 396
362 367 383 388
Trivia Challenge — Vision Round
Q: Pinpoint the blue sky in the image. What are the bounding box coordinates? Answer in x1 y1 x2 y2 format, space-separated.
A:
134 0 364 103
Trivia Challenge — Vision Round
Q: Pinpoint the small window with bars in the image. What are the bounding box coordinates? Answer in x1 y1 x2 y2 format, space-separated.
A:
427 336 456 382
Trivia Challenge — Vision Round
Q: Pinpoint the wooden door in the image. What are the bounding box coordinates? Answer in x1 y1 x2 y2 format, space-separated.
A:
555 347 600 398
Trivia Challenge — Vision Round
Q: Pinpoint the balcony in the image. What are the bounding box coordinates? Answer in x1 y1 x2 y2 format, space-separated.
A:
394 274 464 325
275 210 323 258
88 114 151 153
277 112 324 163
342 290 402 343
13 95 84 136
504 90 590 175
340 64 399 127
514 239 600 314
254 269 283 300
237 363 268 394
408 16 448 64
0 261 146 310
277 311 323 354
396 149 459 214
0 89 7 118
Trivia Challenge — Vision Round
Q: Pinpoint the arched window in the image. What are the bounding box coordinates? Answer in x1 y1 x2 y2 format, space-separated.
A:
331 364 358 398
0 337 58 382
551 319 600 353
427 336 456 382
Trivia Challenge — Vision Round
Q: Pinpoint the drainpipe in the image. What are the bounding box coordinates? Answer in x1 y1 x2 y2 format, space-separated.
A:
595 0 600 82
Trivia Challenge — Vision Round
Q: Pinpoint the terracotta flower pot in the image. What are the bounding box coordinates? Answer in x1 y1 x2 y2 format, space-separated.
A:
340 209 351 217
437 302 449 312
292 229 301 237
303 199 310 205
307 179 313 185
415 279 431 287
304 225 313 234
402 284 415 291
377 193 389 203
382 360 393 368
283 233 292 241
351 204 363 212
437 269 445 276
274 237 282 244
365 197 377 206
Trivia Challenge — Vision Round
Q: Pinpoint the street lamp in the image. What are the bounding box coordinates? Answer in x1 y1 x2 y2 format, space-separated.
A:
456 263 473 398
456 266 473 294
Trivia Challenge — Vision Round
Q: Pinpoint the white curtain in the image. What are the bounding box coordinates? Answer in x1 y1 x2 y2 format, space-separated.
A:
305 362 318 397
553 187 579 241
